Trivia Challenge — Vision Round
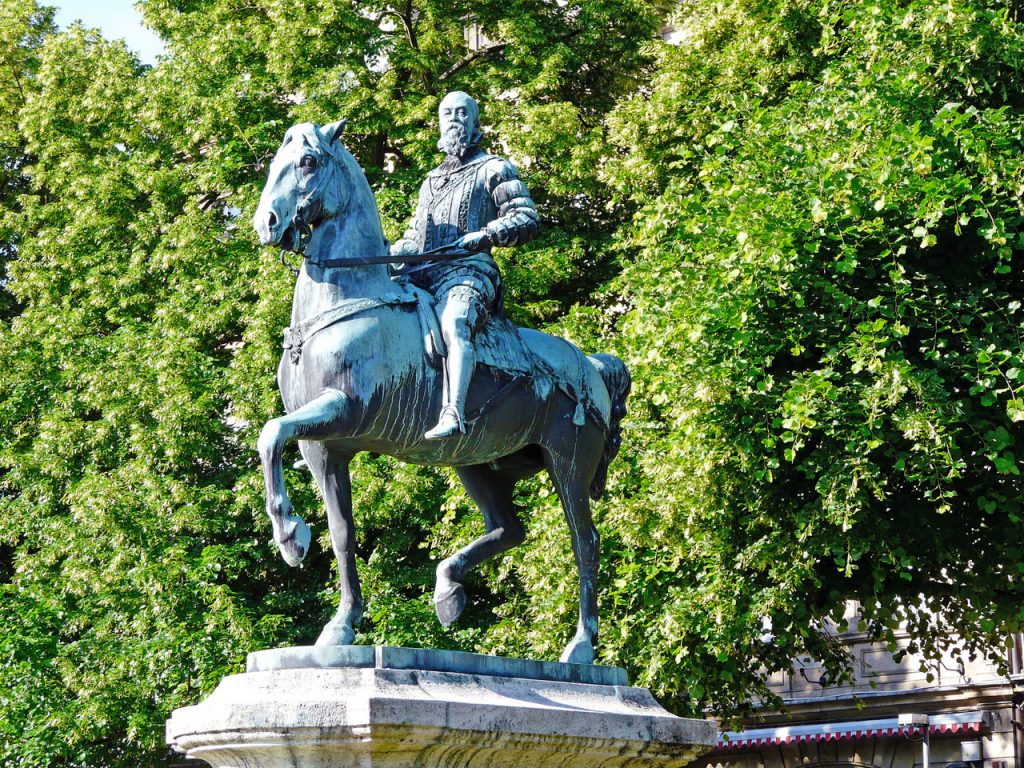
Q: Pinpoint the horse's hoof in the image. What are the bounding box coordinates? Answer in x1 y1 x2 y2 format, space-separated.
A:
278 515 311 567
434 583 467 626
559 636 595 665
315 621 355 646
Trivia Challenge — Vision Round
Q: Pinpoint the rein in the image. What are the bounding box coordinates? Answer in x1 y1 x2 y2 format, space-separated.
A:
279 241 471 274
311 243 472 269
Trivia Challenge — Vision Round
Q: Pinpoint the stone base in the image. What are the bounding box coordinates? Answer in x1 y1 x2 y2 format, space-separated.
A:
166 646 716 768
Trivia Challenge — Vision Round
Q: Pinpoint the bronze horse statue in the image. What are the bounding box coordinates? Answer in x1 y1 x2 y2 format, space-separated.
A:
252 120 630 664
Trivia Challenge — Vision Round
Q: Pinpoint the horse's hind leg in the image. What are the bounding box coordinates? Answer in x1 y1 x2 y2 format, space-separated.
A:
544 438 602 665
299 442 363 646
435 464 526 626
257 388 349 567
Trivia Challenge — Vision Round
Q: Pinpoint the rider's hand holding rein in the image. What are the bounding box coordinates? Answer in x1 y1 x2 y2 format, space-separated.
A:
453 230 492 252
391 238 419 257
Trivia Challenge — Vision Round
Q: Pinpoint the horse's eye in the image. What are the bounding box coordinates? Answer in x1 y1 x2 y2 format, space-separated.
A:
299 155 317 174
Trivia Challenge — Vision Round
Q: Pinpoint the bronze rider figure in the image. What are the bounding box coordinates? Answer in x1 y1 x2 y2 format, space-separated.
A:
390 91 540 440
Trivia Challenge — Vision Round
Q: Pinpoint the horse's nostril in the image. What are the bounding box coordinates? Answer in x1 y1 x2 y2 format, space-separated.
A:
268 210 278 230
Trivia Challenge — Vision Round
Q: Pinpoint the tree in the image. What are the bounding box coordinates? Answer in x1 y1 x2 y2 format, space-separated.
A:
594 0 1024 719
0 0 658 763
0 1 53 320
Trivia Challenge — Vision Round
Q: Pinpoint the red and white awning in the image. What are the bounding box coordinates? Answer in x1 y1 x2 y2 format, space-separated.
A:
718 711 989 750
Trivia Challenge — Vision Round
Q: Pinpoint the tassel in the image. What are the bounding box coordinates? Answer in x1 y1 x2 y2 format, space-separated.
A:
573 402 586 426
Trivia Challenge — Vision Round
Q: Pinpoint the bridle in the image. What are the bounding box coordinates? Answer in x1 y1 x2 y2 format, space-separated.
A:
276 144 331 274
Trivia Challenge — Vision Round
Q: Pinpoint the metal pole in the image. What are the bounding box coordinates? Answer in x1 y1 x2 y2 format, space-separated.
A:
899 714 930 768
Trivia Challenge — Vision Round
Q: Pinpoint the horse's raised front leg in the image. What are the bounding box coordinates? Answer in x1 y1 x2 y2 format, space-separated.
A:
257 388 350 567
299 442 363 646
544 439 602 665
434 464 526 625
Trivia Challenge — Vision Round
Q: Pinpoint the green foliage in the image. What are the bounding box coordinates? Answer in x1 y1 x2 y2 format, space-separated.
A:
598 0 1024 720
0 0 656 763
0 1 53 320
0 22 309 765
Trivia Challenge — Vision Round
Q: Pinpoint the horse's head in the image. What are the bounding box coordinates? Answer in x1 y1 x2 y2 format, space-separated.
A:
253 120 348 253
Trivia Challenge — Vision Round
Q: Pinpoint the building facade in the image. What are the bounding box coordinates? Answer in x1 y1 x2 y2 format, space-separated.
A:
694 609 1024 768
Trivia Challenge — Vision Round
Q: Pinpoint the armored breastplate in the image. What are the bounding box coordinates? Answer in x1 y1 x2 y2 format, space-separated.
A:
417 153 497 252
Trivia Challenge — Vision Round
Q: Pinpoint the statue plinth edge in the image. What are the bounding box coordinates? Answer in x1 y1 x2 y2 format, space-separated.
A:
166 645 716 768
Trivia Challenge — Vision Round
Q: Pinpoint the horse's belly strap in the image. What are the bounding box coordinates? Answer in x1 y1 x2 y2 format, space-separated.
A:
283 292 415 364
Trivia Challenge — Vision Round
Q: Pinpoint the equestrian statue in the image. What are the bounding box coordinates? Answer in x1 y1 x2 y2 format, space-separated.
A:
251 92 630 664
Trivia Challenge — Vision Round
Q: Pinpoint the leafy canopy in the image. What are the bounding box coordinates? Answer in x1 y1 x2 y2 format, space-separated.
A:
0 0 656 763
601 0 1024 715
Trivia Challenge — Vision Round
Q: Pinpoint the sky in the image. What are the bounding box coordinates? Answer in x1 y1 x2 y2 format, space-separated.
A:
52 0 165 65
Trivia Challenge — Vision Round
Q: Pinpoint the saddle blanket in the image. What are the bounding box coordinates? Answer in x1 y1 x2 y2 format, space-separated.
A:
476 314 534 377
405 284 604 429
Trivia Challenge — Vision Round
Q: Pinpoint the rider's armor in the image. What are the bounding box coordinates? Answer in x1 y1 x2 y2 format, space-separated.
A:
391 139 539 441
391 146 539 312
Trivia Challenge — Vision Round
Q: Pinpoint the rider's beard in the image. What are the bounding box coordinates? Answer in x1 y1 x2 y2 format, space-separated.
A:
438 123 470 159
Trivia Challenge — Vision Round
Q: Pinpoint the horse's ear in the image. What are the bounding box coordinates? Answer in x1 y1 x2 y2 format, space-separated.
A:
322 119 347 144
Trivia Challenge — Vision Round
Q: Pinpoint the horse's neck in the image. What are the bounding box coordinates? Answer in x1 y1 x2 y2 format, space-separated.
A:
292 167 394 323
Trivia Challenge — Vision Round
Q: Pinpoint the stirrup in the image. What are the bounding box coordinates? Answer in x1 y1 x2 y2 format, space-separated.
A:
424 405 465 440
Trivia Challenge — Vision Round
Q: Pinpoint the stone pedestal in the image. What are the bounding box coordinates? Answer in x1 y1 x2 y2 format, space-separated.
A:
166 646 715 767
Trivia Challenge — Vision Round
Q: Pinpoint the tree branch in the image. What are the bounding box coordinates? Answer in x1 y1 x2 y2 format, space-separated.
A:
2 54 27 101
440 42 507 82
401 1 417 50
371 5 417 49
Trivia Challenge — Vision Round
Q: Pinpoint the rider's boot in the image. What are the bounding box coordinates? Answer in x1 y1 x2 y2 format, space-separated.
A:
425 335 473 440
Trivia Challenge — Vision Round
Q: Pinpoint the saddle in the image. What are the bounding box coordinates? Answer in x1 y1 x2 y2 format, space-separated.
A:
402 283 534 378
280 284 533 380
404 286 606 430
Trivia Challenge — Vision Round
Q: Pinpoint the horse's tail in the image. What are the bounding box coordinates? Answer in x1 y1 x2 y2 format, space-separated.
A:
587 353 631 501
